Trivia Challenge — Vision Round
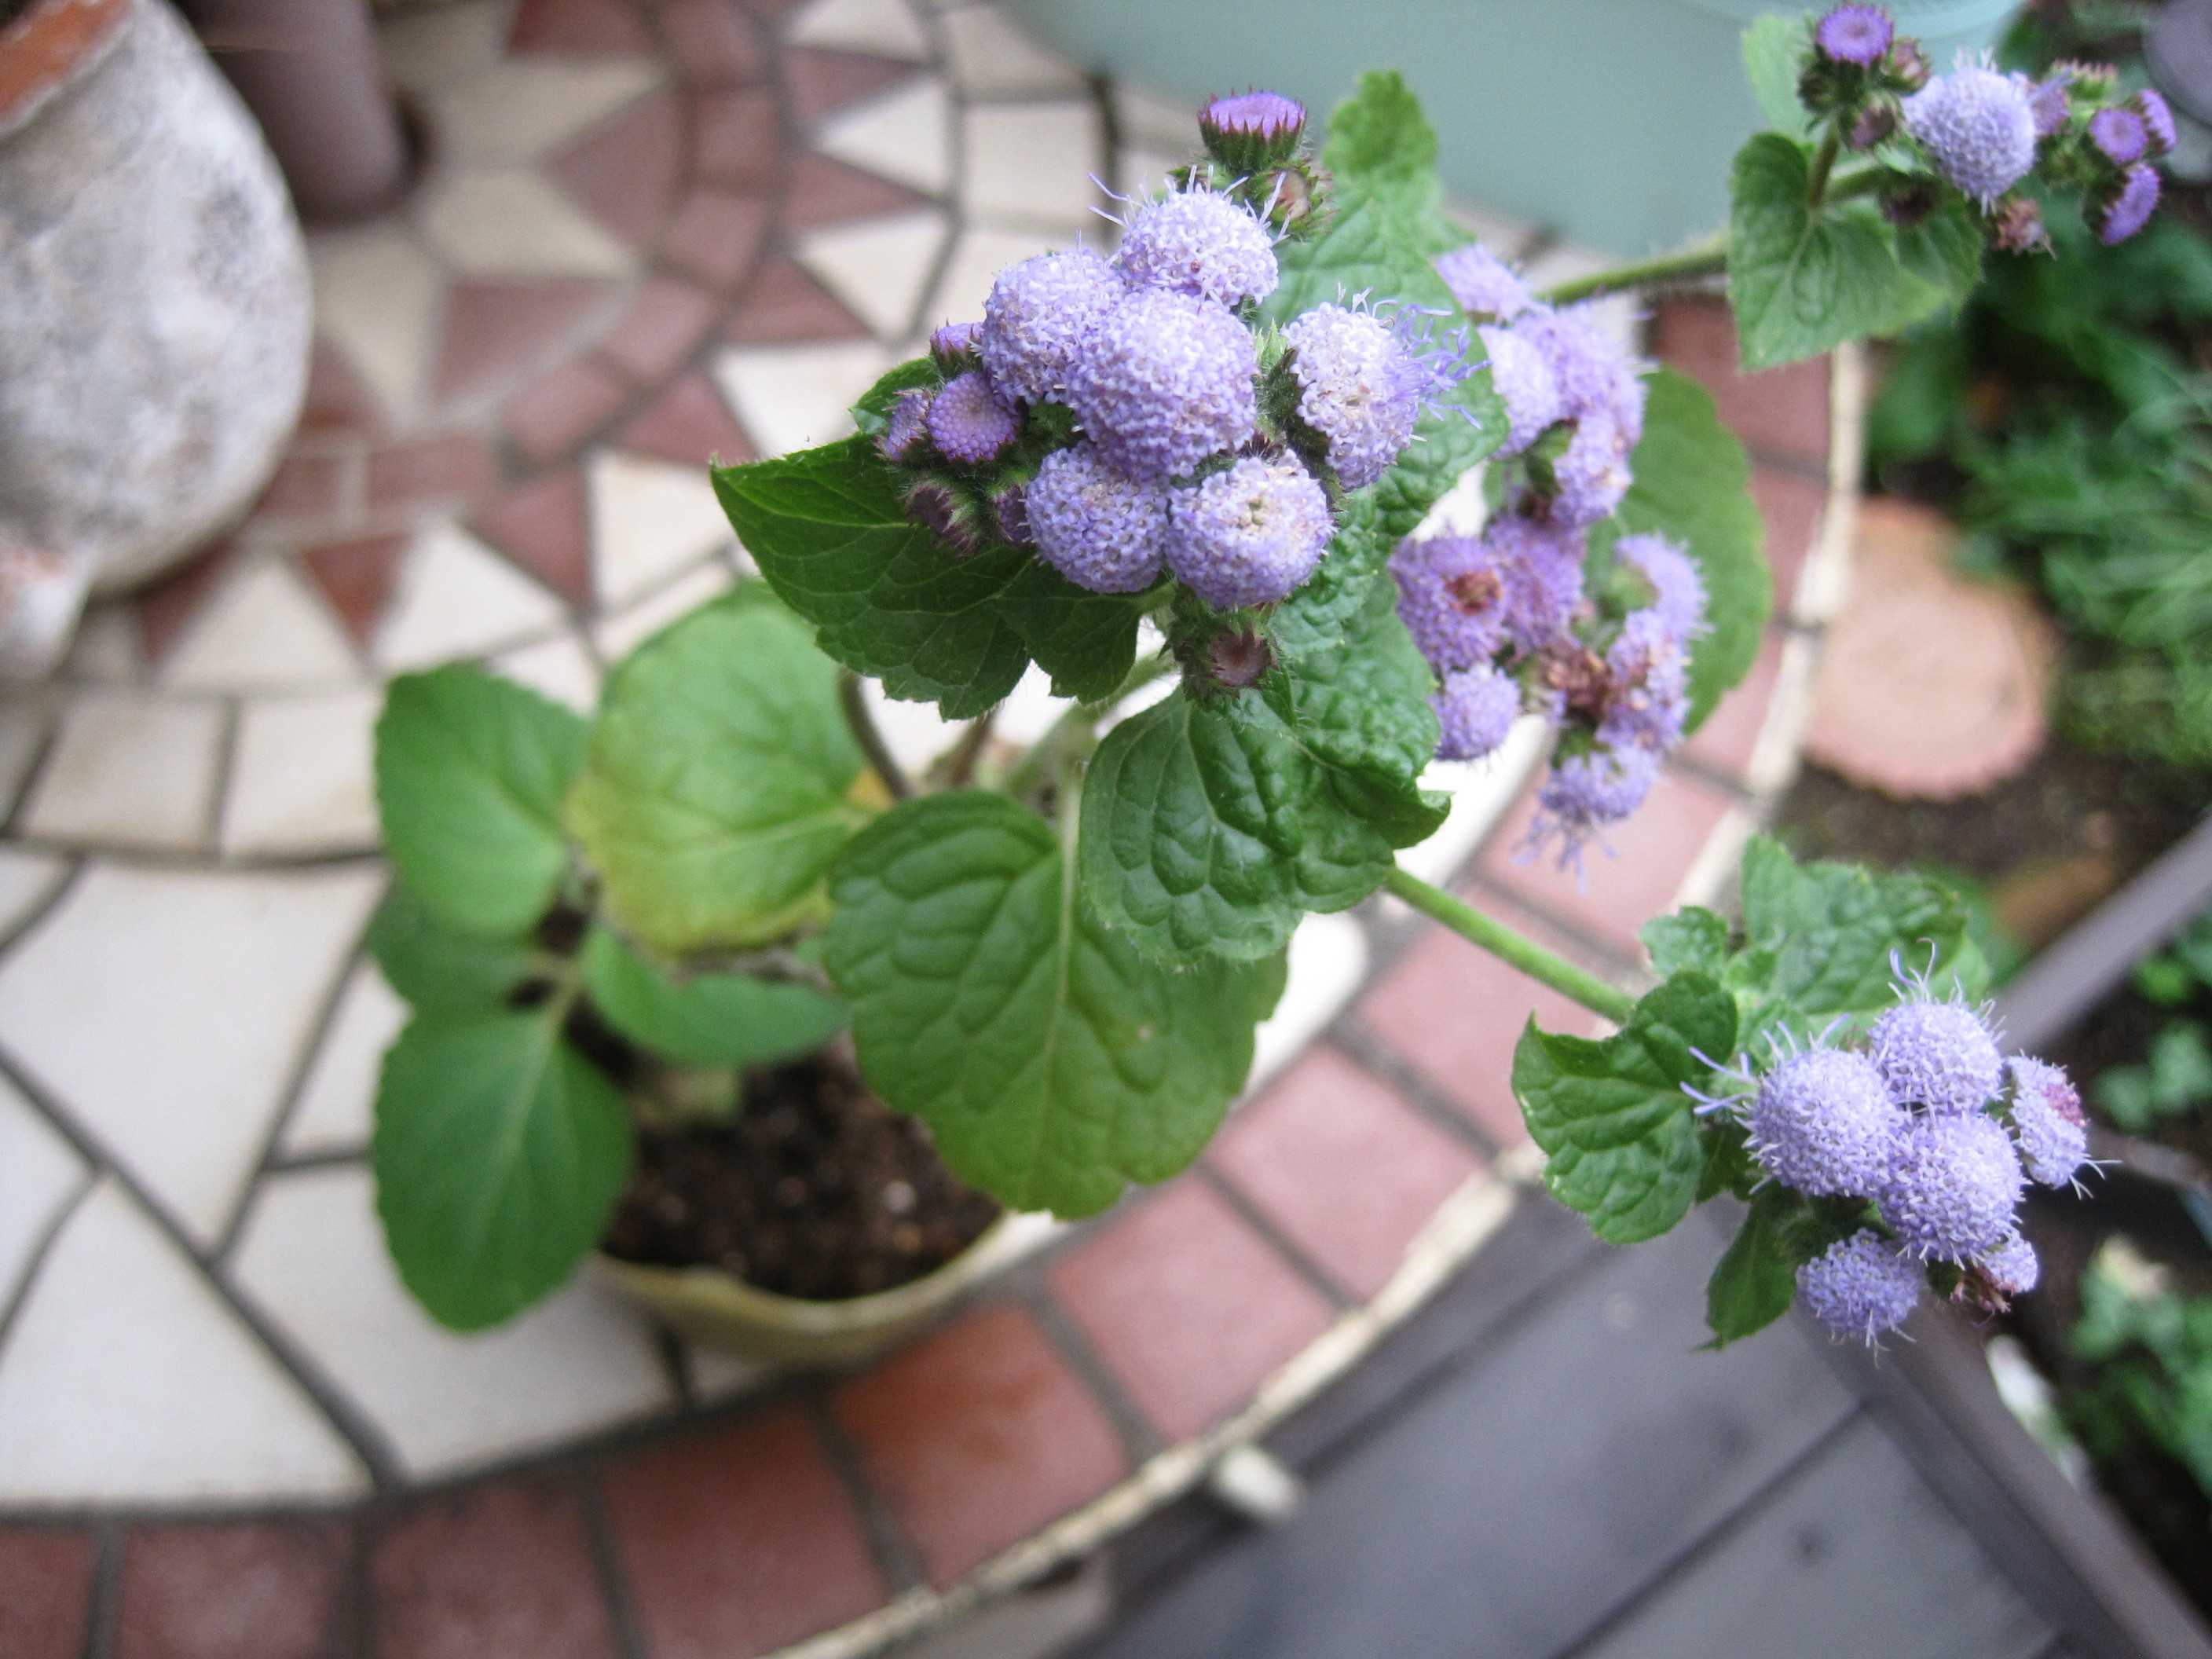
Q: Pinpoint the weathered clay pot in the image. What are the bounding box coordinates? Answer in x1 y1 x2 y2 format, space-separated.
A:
0 0 311 676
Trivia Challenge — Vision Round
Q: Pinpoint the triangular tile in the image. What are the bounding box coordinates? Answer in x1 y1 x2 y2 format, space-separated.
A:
811 75 950 195
307 225 444 424
469 467 593 605
615 370 755 468
795 207 948 339
787 0 928 61
721 254 871 343
299 336 386 434
433 276 617 408
545 86 684 251
783 46 919 124
714 339 893 456
419 169 635 277
298 532 410 648
134 538 240 665
161 561 361 691
375 522 570 669
658 0 768 84
429 59 661 165
588 449 734 605
508 0 650 54
781 148 929 231
691 86 781 189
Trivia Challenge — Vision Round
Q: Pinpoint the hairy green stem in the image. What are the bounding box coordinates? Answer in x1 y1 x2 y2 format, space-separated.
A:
1382 866 1637 1024
1805 127 1842 207
839 670 912 801
1538 239 1728 306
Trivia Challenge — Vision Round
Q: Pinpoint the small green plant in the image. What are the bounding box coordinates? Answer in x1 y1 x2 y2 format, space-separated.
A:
2070 1240 2212 1503
2097 908 2212 1133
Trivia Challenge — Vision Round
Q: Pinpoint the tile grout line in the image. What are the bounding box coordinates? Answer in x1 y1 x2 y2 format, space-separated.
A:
0 1176 93 1379
576 1469 654 1659
1015 1278 1167 1470
803 1390 935 1597
1190 1157 1359 1311
80 1520 125 1659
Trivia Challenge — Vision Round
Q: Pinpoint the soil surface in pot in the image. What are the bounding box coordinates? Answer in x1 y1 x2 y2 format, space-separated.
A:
601 1051 1000 1301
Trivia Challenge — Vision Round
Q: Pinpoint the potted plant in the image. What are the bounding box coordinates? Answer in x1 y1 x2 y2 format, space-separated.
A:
368 9 2174 1370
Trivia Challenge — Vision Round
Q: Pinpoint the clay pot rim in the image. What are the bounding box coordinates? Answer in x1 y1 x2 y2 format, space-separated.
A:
0 0 131 137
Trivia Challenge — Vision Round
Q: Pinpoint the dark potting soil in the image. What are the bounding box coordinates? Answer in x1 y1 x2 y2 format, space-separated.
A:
600 1051 1000 1302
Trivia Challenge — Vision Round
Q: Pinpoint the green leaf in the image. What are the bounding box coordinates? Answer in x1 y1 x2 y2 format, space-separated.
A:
365 882 540 1013
579 926 846 1068
1588 368 1771 731
1743 17 1813 141
1892 196 1986 319
1643 906 1732 978
1737 836 1981 1024
1364 392 1508 544
850 357 939 434
373 1010 631 1330
822 791 1285 1216
1512 972 1738 1244
1705 1186 1859 1346
373 667 588 939
565 590 874 953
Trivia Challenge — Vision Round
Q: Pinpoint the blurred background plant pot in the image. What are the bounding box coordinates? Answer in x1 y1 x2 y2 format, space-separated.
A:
1012 0 2019 256
0 0 310 677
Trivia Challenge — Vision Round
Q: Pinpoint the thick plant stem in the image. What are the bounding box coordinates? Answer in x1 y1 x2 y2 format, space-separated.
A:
1382 866 1637 1024
839 670 912 801
1539 240 1728 306
1805 128 1842 207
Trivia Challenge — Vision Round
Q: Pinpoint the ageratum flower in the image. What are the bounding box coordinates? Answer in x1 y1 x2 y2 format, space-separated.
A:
877 388 932 463
1976 1231 2040 1298
1797 1230 1924 1346
925 371 1020 464
1815 5 1893 68
1201 90 1307 145
1596 610 1689 755
1478 324 1564 456
2135 88 2177 155
1879 1112 2025 1262
1025 442 1170 594
980 247 1126 407
1280 297 1473 489
1432 663 1522 762
930 320 983 368
1742 1042 1904 1199
1390 531 1515 672
1111 182 1280 308
1613 533 1708 640
2088 105 2150 165
2097 163 2161 245
1903 57 2039 207
1523 743 1659 870
2005 1055 2093 1190
2024 73 2072 139
1867 954 2005 1115
1164 453 1332 609
1544 410 1635 528
1512 304 1646 439
1067 287 1259 481
1434 244 1535 320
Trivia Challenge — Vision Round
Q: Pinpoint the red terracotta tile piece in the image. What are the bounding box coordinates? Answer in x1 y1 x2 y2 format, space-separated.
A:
1680 625 1786 786
1650 296 1831 472
372 1476 617 1659
614 369 754 467
834 1303 1126 1587
300 337 385 434
1481 765 1738 956
1357 892 1613 1146
658 0 767 84
114 1519 350 1659
596 276 719 384
134 537 240 664
780 149 931 232
1749 463 1825 619
433 276 617 409
659 188 770 289
1210 1047 1483 1298
365 434 500 510
690 87 780 190
469 467 594 604
782 47 916 125
1048 1181 1335 1440
0 1525 97 1659
722 254 870 344
547 87 684 251
298 531 409 647
602 1406 886 1659
504 358 632 464
508 0 650 54
250 450 348 524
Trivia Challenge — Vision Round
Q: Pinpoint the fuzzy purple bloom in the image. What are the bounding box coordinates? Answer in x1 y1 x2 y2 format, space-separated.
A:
2026 71 2072 138
1512 305 1646 436
1479 324 1565 456
980 248 1126 407
878 388 932 462
1977 1231 2040 1298
2098 163 2161 244
1869 962 2005 1115
1067 288 1258 481
1495 512 1588 655
925 371 1020 464
1815 5 1893 67
1903 59 2039 207
1798 1230 1924 1345
1434 244 1535 320
1880 1113 2025 1263
1523 743 1659 871
2089 104 2150 165
1164 453 1332 609
1545 411 1636 529
1432 664 1522 763
1390 532 1513 672
1200 90 1306 144
930 320 983 368
1113 183 1280 308
1597 610 1690 755
2006 1055 2091 1189
1747 1045 1905 1199
1613 533 1707 639
1025 442 1169 594
1280 298 1471 489
2134 87 2176 155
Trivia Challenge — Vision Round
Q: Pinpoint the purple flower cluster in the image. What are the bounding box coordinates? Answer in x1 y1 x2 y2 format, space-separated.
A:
1903 55 2039 207
1689 954 2101 1346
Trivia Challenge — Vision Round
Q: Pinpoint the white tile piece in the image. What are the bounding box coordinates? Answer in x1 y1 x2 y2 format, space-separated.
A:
220 690 382 857
0 862 383 1244
812 77 952 195
787 0 929 60
0 848 67 939
938 7 1084 95
714 340 895 457
375 521 570 671
419 168 635 278
925 225 1063 333
795 207 950 342
859 681 960 775
1251 912 1369 1087
960 104 1103 228
376 0 518 93
591 560 735 662
1393 715 1551 891
161 559 361 692
17 694 222 851
0 701 49 822
588 451 734 607
430 60 659 164
309 226 445 423
60 606 142 681
280 961 406 1159
233 1167 675 1478
0 1073 85 1308
0 1180 368 1504
492 629 602 713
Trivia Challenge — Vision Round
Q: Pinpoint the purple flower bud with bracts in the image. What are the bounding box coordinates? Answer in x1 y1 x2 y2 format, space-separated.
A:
1966 1231 2040 1311
1479 324 1565 456
1597 610 1690 755
1613 532 1708 640
1435 244 1535 321
2089 104 2151 166
1026 442 1170 594
1068 287 1259 482
1743 1038 1907 1199
925 371 1020 465
902 478 983 556
1990 195 2051 255
980 247 1126 408
993 482 1034 548
2134 88 2176 156
1798 1230 1925 1346
1869 950 2005 1115
1281 295 1476 489
1887 36 1931 90
1903 56 2038 207
2005 1055 2095 1191
2026 72 2071 139
1816 5 1893 67
1848 103 1899 151
878 388 932 463
1879 1113 2025 1264
1520 743 1659 873
2097 163 2161 245
1199 90 1307 173
930 320 983 370
1109 181 1280 308
1433 663 1522 762
1165 452 1332 609
1206 625 1275 691
1881 178 1941 227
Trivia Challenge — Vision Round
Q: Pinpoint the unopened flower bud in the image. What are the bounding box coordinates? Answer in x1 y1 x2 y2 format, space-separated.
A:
878 389 932 463
1205 625 1276 690
902 478 983 556
1886 36 1930 90
992 482 1033 548
1815 5 1893 68
930 321 982 371
1198 90 1307 174
1881 178 1939 227
2133 87 2176 156
1990 194 2049 255
1848 102 1898 150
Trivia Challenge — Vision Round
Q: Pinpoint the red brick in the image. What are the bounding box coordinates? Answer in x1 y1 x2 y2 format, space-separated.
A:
658 0 766 83
783 48 916 124
596 276 718 385
723 255 869 344
781 150 930 232
834 1304 1126 1586
1357 893 1611 1145
0 1526 97 1659
372 1476 617 1659
548 88 683 250
602 1407 884 1659
301 337 385 433
433 277 615 408
298 531 408 646
1210 1047 1483 1297
508 0 650 54
615 369 753 468
364 434 499 510
504 359 631 463
1750 463 1826 619
135 537 240 663
690 88 780 190
1650 296 1830 471
1681 626 1786 785
469 468 593 604
115 1520 350 1659
1049 1181 1334 1440
251 450 348 523
1481 765 1738 955
659 189 769 289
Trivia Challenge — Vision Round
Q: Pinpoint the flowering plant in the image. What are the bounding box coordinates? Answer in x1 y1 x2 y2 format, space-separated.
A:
367 11 2160 1342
